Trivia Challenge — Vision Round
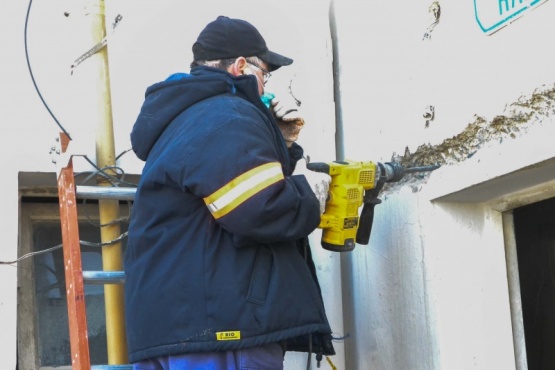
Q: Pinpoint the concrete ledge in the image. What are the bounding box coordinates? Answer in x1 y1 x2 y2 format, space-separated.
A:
422 120 555 207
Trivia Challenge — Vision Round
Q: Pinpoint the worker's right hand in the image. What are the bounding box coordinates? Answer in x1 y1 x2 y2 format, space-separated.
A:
293 158 330 214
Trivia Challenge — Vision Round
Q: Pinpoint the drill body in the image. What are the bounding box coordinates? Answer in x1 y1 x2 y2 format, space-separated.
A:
307 160 378 251
307 160 434 252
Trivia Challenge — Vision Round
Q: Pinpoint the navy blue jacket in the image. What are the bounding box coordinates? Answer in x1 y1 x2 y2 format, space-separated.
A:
124 67 334 363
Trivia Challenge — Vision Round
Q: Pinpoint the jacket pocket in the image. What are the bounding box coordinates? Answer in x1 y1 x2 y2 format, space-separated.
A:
246 246 273 305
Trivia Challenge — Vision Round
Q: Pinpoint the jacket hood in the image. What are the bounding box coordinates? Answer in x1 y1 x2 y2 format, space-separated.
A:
130 67 259 161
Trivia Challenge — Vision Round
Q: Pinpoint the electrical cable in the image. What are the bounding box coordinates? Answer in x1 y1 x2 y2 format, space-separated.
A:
80 232 128 247
115 148 133 161
10 3 135 270
24 0 72 140
2 155 136 266
24 0 137 191
74 156 135 227
0 233 129 266
0 244 63 265
306 334 312 370
77 155 138 188
301 238 316 369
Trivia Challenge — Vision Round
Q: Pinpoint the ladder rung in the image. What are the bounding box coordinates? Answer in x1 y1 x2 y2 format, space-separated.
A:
76 185 136 201
83 271 125 284
91 365 133 370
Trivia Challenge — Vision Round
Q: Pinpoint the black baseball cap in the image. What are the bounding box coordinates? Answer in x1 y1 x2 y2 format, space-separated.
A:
192 16 293 71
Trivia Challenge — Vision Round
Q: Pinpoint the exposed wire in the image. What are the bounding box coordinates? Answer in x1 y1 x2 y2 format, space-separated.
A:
80 196 131 228
24 0 72 140
0 233 129 266
10 3 134 270
0 244 63 265
81 202 132 228
80 232 128 247
306 334 312 370
76 155 138 188
331 332 350 342
2 154 136 266
115 148 133 161
74 155 136 227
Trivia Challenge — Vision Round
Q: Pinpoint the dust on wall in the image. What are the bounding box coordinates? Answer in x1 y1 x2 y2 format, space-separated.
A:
386 83 555 189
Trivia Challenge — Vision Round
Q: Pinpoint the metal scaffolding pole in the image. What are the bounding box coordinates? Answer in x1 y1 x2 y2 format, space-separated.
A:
86 0 128 364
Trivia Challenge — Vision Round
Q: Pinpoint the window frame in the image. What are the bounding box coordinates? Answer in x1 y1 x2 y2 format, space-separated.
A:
17 200 130 369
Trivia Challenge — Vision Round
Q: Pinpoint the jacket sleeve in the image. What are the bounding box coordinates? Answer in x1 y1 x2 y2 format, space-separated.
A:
178 103 321 243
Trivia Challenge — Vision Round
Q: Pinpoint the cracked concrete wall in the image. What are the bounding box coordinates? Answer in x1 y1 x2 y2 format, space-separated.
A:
332 0 555 369
334 0 555 164
399 84 555 169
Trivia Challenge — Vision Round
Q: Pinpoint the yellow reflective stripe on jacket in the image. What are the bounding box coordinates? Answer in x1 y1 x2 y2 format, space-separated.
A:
204 162 284 219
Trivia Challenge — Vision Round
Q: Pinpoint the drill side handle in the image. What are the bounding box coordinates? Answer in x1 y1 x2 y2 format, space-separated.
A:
356 163 387 245
356 193 382 245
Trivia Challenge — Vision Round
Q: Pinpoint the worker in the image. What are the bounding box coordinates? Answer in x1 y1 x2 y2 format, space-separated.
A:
124 15 335 369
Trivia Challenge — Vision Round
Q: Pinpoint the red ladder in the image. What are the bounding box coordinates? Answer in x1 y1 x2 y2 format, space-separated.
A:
56 133 134 370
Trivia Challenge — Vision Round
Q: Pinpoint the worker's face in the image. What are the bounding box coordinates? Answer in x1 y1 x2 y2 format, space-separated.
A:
233 58 270 96
245 61 271 96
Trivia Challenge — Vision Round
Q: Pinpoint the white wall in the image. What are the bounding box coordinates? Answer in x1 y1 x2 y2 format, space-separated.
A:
333 0 555 161
340 115 555 369
421 202 514 370
332 0 555 368
2 0 341 368
5 0 555 368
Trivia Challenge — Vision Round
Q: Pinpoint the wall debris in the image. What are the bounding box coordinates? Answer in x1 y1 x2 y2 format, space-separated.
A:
386 83 555 190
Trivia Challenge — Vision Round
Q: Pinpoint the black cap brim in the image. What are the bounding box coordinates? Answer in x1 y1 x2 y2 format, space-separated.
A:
258 50 293 72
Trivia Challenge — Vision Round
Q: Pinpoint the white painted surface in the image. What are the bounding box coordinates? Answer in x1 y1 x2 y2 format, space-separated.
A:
420 201 515 370
4 0 555 368
332 0 555 368
334 0 555 161
341 189 439 369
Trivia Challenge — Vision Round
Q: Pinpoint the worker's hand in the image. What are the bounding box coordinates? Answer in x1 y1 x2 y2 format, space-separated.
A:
294 158 330 214
271 97 305 148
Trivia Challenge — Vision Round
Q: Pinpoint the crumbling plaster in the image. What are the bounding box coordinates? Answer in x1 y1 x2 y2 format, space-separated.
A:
383 83 555 192
396 83 555 168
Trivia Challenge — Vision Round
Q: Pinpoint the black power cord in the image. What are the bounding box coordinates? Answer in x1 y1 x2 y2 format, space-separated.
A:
24 0 72 140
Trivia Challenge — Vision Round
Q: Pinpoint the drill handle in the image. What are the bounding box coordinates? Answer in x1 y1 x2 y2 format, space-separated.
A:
356 196 382 245
356 167 387 245
306 162 330 174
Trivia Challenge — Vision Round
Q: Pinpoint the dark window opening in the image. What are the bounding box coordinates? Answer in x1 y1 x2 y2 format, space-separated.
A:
34 222 114 367
18 201 129 368
514 197 555 370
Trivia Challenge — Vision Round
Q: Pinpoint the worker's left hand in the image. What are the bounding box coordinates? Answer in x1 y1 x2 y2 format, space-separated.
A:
293 157 330 214
271 97 305 148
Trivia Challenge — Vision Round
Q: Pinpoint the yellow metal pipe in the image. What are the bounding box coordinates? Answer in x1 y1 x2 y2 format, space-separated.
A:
86 0 128 364
98 199 128 364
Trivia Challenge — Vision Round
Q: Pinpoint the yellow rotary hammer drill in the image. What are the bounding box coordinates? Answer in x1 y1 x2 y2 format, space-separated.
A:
307 160 438 252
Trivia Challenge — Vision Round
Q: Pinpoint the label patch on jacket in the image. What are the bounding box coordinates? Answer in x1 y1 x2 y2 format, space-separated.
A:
216 331 241 341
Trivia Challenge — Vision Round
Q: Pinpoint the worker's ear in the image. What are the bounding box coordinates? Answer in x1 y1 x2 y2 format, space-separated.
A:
229 57 249 76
